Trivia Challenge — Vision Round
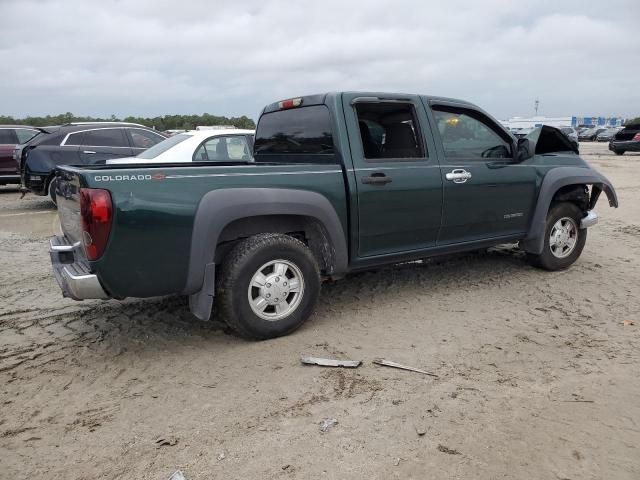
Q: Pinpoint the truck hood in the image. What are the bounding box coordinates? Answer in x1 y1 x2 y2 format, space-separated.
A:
527 125 579 155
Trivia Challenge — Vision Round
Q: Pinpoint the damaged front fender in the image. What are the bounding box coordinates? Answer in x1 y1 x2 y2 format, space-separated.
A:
590 182 618 209
521 166 618 254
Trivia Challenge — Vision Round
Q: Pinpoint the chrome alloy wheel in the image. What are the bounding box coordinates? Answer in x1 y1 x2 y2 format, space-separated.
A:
247 259 305 321
549 217 578 259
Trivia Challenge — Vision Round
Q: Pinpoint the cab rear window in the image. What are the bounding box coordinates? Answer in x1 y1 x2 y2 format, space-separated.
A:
254 105 335 163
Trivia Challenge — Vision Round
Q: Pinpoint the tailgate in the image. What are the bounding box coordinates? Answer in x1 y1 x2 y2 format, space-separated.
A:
50 166 110 300
55 167 84 246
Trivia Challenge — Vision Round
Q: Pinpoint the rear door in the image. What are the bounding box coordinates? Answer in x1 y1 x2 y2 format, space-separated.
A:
427 103 537 244
77 128 133 164
342 94 443 257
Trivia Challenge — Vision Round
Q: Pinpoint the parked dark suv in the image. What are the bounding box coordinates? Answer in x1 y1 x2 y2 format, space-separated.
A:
0 126 41 185
609 125 640 155
19 122 167 203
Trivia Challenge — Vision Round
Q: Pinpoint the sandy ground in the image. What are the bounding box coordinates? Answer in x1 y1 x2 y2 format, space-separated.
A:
1 142 639 480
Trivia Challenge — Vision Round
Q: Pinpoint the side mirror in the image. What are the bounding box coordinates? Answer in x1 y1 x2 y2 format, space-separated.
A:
515 138 534 162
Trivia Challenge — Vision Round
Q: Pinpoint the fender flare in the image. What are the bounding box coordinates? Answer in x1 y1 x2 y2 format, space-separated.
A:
521 166 618 254
184 187 348 297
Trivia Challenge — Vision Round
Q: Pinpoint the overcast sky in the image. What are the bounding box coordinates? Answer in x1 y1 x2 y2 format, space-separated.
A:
1 0 639 120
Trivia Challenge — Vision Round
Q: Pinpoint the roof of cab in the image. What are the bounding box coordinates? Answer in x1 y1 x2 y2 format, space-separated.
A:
261 92 479 114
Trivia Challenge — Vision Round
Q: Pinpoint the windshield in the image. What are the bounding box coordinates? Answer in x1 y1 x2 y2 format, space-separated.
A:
136 133 190 159
560 128 574 134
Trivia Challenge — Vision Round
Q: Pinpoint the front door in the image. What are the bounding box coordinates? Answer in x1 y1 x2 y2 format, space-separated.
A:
342 94 443 258
429 105 537 244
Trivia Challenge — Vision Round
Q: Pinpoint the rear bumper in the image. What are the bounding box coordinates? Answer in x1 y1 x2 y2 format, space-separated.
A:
0 174 20 185
24 173 48 194
609 140 640 152
49 235 109 300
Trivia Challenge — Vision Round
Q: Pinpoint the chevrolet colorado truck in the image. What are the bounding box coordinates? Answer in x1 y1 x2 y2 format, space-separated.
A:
50 92 618 339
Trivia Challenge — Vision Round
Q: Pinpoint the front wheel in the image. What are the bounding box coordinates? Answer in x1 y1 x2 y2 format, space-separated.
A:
215 233 321 340
526 203 587 271
614 150 625 156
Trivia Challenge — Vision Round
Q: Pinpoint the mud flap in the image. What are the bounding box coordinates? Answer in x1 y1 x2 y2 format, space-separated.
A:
188 262 215 321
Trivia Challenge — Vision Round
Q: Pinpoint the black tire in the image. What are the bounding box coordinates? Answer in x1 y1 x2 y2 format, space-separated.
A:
48 177 57 206
614 150 625 156
526 202 587 271
215 233 321 340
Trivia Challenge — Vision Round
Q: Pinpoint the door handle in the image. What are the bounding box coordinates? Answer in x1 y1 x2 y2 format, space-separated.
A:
83 150 97 154
361 173 392 185
445 169 472 184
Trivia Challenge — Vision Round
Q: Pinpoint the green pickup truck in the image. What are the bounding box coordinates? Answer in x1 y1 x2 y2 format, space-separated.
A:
50 92 618 339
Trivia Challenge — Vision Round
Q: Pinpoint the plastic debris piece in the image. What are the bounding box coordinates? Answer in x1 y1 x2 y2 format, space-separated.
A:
319 418 338 433
301 356 361 368
155 435 178 448
622 319 634 326
437 444 461 455
168 471 186 480
373 358 438 377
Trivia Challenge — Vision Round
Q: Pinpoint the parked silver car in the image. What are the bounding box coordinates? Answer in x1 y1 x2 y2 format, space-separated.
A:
596 128 621 142
559 127 579 146
578 127 606 141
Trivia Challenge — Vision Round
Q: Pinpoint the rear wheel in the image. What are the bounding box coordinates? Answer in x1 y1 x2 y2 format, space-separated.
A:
48 178 57 206
614 150 625 156
527 203 587 271
215 233 321 340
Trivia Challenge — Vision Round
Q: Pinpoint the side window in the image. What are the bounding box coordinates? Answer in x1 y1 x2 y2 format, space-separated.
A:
82 129 128 148
254 105 335 163
128 128 165 149
194 135 253 162
354 102 425 160
0 129 18 144
432 108 512 159
64 132 84 146
15 129 39 144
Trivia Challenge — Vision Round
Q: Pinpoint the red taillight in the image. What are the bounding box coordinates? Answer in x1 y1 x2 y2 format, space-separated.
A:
633 132 640 141
80 188 113 261
278 97 302 109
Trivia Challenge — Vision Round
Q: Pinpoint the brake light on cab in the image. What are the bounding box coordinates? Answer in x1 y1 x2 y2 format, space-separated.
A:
278 98 302 109
80 188 113 261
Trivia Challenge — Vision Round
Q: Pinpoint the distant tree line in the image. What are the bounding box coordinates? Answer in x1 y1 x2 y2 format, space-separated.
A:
625 117 640 127
0 112 256 131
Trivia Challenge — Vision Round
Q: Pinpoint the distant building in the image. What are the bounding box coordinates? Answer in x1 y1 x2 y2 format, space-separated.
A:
503 116 624 130
572 116 624 127
503 116 572 129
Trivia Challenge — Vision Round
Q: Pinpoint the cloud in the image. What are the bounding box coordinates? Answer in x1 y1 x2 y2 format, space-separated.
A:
0 0 638 120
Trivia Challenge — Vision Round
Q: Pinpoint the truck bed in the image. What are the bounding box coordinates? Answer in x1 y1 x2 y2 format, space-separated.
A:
55 161 348 298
